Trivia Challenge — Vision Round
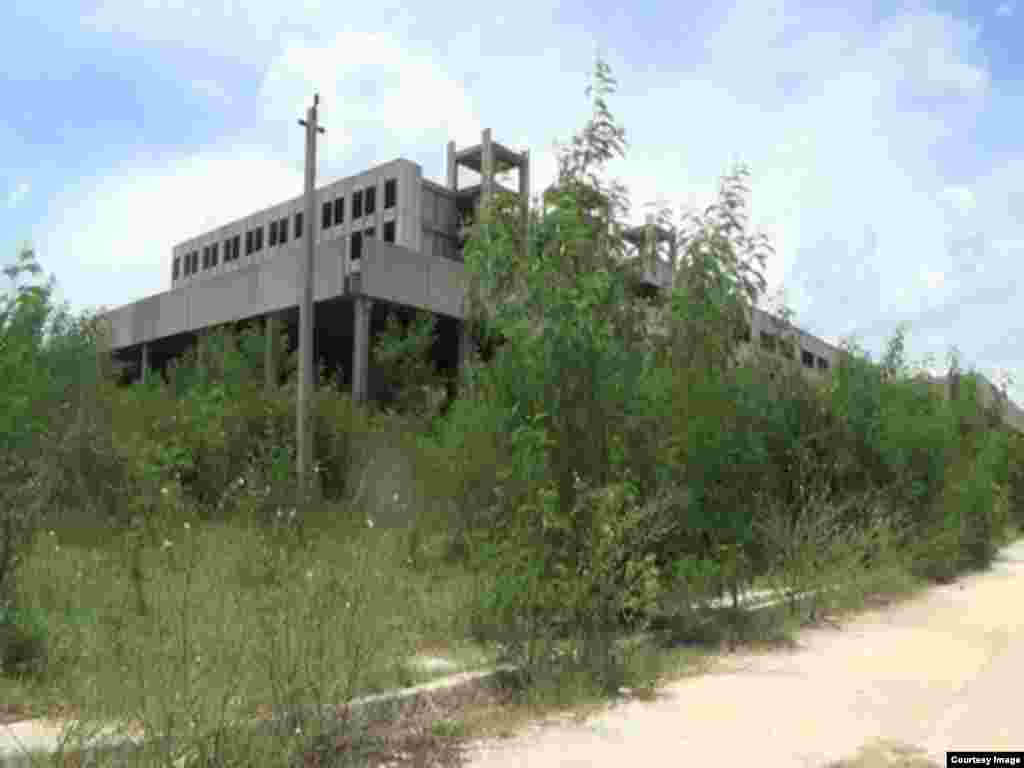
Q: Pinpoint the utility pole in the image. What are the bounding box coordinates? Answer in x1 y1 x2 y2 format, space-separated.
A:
297 94 325 510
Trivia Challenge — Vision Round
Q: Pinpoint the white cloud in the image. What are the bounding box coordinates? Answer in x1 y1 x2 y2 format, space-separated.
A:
996 2 1015 17
260 30 482 163
876 12 989 99
920 266 946 291
6 181 29 209
939 185 977 215
37 147 304 311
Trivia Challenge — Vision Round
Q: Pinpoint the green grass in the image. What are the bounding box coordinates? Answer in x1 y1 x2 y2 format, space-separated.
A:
0 506 496 760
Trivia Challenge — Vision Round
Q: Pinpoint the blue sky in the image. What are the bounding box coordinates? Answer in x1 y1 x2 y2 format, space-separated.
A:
2 0 1022 401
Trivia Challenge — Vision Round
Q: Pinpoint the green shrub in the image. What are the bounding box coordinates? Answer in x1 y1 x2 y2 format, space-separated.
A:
1006 431 1024 526
0 603 48 678
420 395 513 561
472 475 677 692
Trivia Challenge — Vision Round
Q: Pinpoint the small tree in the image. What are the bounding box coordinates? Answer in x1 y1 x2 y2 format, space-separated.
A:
461 55 682 687
0 245 115 614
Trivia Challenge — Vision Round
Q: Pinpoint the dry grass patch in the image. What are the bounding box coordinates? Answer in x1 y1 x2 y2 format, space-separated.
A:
824 738 940 768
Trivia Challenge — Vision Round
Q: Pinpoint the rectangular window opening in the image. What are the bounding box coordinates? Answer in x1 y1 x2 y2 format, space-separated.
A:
365 185 376 215
255 226 263 252
801 349 815 368
269 220 278 247
295 212 304 239
322 201 332 230
383 220 396 243
384 178 397 209
817 356 830 371
211 242 219 266
353 189 363 219
351 231 363 261
173 256 180 280
334 196 344 225
278 217 288 244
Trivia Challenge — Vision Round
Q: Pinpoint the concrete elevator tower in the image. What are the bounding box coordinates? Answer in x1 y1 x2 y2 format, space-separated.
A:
446 129 530 369
446 128 530 258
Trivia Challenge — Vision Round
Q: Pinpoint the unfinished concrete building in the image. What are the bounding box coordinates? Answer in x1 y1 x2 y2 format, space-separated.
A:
99 129 1024 433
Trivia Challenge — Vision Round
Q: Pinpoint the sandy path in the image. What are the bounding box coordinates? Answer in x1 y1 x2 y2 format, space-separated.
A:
463 540 1024 767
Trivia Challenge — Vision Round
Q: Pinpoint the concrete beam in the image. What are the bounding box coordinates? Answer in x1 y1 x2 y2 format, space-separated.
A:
352 296 374 403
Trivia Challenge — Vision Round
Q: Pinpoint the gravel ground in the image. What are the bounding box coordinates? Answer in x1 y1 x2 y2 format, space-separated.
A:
459 540 1024 768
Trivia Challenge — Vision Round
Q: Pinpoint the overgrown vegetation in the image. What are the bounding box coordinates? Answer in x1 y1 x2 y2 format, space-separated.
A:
1 55 1022 765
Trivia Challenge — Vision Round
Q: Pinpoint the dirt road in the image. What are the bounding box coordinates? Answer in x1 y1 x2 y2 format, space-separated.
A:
463 540 1024 767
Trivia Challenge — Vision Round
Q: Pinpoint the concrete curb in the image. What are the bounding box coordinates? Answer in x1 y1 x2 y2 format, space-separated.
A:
0 582 841 767
0 664 519 768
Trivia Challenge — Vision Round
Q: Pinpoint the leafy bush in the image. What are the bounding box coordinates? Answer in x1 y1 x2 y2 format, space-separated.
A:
0 604 48 678
472 474 678 692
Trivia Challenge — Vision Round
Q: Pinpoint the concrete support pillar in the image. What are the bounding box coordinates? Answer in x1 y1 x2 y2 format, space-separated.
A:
447 140 458 191
141 342 150 385
352 296 374 403
458 319 473 371
265 313 279 393
196 329 207 372
457 319 474 398
645 213 656 270
222 325 235 374
481 128 493 211
519 149 530 247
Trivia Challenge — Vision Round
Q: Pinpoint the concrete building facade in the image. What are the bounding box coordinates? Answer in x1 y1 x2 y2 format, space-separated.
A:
99 128 1024 433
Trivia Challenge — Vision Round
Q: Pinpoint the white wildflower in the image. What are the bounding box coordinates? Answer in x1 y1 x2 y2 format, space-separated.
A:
184 522 190 530
392 492 399 503
367 517 374 529
162 539 173 550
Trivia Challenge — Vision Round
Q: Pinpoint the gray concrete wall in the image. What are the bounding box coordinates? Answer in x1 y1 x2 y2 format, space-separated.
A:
103 237 467 350
359 239 465 319
105 237 347 348
170 159 420 291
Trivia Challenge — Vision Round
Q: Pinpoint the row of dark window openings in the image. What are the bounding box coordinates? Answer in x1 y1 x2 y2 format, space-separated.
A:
173 179 398 281
735 323 830 371
753 328 830 371
173 205 400 281
320 178 397 231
